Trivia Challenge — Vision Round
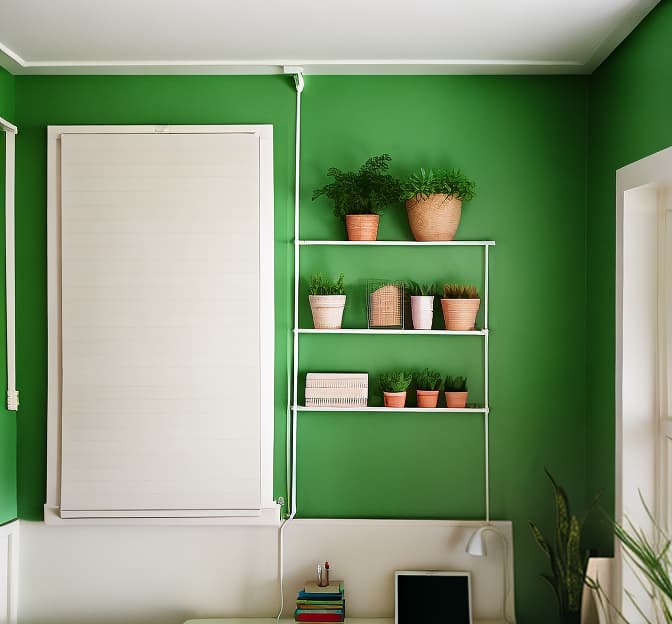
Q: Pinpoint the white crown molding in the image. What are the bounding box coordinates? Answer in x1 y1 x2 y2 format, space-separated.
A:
0 40 588 75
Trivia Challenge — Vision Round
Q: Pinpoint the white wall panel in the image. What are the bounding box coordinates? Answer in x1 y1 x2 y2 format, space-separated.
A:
17 519 514 624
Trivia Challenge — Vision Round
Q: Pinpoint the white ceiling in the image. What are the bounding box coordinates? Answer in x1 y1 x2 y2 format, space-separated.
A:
0 0 660 75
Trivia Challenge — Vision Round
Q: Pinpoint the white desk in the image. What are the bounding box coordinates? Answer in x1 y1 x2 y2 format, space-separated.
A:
184 619 506 623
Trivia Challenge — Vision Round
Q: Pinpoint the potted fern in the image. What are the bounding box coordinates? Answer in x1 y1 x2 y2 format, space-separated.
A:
401 168 476 241
415 368 442 408
308 273 346 329
378 370 413 408
441 284 480 331
444 375 468 408
313 154 402 241
407 281 437 330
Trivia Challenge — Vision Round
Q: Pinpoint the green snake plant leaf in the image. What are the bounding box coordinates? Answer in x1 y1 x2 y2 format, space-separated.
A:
529 521 550 557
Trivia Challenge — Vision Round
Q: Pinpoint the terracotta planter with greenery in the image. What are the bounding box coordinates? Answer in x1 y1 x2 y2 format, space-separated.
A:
444 391 468 408
444 375 468 408
379 370 412 409
416 390 440 408
345 214 379 241
401 168 476 241
313 154 401 242
441 284 480 331
414 368 442 408
383 391 407 408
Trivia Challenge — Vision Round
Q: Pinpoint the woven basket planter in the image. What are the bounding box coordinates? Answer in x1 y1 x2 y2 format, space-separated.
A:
383 391 407 408
369 282 403 328
445 391 468 408
405 194 462 241
416 389 440 408
441 298 480 331
309 295 346 329
345 214 379 241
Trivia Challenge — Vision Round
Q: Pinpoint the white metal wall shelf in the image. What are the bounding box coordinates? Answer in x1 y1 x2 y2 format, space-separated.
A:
291 238 495 521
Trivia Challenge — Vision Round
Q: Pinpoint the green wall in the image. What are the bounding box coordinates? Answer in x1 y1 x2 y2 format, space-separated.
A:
586 0 672 552
0 65 16 524
13 73 589 623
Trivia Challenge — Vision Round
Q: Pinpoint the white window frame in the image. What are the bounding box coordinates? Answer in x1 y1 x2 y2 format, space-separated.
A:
658 196 672 532
45 125 277 525
616 146 672 612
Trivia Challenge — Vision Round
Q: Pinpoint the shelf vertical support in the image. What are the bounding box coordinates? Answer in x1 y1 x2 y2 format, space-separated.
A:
286 67 304 519
484 243 490 523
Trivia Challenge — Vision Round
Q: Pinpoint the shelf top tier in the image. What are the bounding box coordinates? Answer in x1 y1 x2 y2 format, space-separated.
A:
298 240 496 247
296 328 487 335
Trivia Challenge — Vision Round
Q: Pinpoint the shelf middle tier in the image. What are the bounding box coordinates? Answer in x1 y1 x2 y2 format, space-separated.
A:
295 328 487 335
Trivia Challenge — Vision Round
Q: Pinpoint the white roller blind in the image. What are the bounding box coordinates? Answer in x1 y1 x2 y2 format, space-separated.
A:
59 132 262 517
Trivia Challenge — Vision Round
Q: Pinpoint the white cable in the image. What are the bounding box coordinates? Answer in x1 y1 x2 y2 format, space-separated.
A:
277 67 304 624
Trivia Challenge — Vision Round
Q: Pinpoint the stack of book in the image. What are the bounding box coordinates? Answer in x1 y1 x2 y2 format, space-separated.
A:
294 581 345 623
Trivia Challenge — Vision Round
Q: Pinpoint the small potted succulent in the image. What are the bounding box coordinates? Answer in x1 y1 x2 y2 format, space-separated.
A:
313 154 402 241
444 375 468 408
378 370 413 408
401 168 476 241
441 284 480 331
308 273 346 329
414 368 442 408
407 281 437 330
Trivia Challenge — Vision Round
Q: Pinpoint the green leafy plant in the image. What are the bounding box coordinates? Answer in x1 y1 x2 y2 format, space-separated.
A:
406 280 437 297
309 273 345 296
401 168 476 202
444 375 468 392
529 469 593 624
312 154 402 219
415 368 442 391
587 496 672 623
378 370 413 393
443 284 479 299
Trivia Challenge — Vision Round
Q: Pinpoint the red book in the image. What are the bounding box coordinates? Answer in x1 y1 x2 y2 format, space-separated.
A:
295 613 344 622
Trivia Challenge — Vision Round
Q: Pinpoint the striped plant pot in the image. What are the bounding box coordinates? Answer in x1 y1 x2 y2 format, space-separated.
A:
345 214 379 241
416 389 440 408
383 391 407 408
445 391 468 408
441 298 480 331
309 295 346 329
405 193 462 241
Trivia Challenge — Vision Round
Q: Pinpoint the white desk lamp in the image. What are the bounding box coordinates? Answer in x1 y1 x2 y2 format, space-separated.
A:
466 524 514 624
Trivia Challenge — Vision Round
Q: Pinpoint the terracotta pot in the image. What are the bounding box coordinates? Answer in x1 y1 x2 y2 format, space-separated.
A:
345 214 379 241
411 295 434 330
309 294 346 329
416 389 439 408
383 391 407 408
405 194 462 241
445 391 468 408
441 298 480 331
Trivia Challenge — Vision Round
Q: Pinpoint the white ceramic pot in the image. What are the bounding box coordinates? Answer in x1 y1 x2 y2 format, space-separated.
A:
309 294 346 329
411 295 434 330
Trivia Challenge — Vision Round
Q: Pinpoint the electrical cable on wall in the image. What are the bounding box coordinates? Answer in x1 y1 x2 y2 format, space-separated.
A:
276 66 304 624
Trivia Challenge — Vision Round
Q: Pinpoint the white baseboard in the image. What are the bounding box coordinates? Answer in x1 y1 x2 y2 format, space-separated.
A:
0 521 18 624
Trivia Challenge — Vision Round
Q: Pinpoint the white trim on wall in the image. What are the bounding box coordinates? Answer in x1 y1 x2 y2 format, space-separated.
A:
1 116 18 412
46 124 277 524
0 520 19 624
